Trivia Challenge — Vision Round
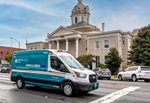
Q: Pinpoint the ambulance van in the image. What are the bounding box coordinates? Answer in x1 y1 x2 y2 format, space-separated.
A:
11 49 99 96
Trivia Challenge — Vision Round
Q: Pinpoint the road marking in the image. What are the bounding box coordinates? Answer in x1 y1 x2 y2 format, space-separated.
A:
0 84 15 90
0 77 10 80
0 79 12 84
90 86 140 103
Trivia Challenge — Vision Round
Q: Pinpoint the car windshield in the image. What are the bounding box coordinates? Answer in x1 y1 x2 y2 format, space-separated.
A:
102 69 109 71
141 66 150 71
93 69 99 71
60 55 84 69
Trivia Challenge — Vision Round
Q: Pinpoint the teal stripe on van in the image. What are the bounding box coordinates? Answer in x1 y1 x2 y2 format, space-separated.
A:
12 71 65 83
25 81 60 89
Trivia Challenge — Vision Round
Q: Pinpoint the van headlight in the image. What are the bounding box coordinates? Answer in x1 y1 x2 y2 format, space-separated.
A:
74 72 87 78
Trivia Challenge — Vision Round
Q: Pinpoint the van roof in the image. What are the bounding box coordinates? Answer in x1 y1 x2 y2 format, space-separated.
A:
13 49 70 55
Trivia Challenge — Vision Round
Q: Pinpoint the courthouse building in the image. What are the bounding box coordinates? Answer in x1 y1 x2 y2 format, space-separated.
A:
27 0 135 69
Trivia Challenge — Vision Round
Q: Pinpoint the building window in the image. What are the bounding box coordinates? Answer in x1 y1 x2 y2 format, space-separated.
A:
122 37 125 44
96 56 100 67
95 40 99 49
31 48 33 50
85 40 87 51
0 52 3 55
104 40 109 48
7 52 9 55
75 17 78 23
105 56 109 64
43 48 45 49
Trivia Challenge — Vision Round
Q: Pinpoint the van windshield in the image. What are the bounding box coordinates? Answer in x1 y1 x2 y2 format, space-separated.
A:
60 55 84 69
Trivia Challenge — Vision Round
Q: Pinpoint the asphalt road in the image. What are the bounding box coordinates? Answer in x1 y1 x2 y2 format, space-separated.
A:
0 73 150 103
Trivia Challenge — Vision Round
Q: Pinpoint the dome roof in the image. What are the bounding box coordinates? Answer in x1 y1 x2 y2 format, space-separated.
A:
72 0 89 16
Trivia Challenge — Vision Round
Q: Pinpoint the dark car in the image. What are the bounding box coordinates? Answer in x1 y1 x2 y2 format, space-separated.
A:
93 68 111 80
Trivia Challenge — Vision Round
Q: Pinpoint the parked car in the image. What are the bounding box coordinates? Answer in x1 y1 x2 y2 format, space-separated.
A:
118 66 150 82
93 68 111 80
0 64 11 73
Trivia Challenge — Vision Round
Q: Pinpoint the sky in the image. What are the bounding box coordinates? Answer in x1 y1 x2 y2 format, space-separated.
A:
0 0 150 48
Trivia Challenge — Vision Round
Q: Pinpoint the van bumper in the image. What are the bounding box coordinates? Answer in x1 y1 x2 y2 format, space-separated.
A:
74 82 99 92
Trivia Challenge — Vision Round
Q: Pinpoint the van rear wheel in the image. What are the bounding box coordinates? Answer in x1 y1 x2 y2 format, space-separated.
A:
62 82 74 96
16 77 25 89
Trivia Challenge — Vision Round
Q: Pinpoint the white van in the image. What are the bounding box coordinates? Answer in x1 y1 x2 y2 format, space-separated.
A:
11 49 99 96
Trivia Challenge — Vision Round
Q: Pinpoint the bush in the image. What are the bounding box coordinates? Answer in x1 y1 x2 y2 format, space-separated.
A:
5 55 12 63
77 54 95 69
99 64 107 69
105 48 122 75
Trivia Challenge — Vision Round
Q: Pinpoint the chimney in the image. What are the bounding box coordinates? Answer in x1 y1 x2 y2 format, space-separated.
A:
102 23 105 32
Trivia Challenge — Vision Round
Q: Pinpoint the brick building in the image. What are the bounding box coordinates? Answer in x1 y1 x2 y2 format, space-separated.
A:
0 46 25 60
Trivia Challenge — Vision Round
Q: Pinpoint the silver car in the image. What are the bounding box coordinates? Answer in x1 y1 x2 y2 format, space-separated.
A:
94 68 111 80
118 66 150 82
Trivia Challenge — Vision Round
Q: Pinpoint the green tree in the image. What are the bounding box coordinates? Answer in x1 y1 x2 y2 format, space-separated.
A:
5 54 12 63
77 54 95 68
99 64 107 69
106 48 122 75
128 25 150 66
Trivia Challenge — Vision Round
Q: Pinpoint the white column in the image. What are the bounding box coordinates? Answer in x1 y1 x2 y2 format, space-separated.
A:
49 41 51 49
66 39 69 51
56 40 59 50
75 38 79 58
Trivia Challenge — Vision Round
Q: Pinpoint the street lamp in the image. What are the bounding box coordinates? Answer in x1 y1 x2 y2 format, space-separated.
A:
10 37 20 48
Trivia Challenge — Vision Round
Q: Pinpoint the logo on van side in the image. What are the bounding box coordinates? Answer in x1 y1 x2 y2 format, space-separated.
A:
26 64 40 68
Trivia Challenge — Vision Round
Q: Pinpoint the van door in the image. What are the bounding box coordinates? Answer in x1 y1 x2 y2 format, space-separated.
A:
50 56 70 73
46 56 70 88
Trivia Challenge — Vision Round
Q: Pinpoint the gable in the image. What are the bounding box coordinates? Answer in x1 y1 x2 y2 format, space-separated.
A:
48 26 79 38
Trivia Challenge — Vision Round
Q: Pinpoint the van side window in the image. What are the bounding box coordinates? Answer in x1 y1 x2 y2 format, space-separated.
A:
50 56 69 73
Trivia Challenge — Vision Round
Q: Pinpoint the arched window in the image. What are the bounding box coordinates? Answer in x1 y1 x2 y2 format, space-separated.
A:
75 17 78 23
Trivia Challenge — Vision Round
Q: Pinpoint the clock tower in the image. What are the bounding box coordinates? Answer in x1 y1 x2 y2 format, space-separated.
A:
71 0 90 25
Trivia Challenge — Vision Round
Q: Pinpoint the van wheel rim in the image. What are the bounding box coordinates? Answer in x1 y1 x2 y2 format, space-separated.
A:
64 84 72 95
17 80 22 87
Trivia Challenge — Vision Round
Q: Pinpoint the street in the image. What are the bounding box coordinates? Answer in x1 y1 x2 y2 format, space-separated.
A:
0 73 150 103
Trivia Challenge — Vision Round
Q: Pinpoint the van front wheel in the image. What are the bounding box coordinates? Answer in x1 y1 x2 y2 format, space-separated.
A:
62 82 74 96
16 77 25 89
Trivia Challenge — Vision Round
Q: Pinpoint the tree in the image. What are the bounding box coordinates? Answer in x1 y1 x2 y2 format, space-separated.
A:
99 64 107 68
5 54 12 63
128 25 150 66
77 54 95 69
106 48 122 75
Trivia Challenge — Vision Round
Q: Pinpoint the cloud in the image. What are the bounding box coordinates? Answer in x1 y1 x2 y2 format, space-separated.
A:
0 24 22 32
0 38 10 41
91 1 150 31
0 0 68 16
0 0 149 48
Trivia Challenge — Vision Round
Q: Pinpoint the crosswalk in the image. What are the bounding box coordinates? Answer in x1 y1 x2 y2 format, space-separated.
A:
0 73 15 90
0 73 11 83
